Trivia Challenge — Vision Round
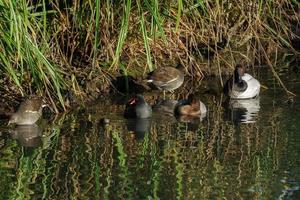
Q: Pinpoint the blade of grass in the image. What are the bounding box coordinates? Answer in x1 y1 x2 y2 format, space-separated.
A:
111 0 131 70
137 0 153 72
176 0 183 31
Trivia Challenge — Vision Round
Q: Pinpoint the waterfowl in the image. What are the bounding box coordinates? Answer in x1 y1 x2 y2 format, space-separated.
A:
175 94 207 116
8 96 47 125
152 99 178 115
223 65 260 99
147 66 184 96
124 94 152 119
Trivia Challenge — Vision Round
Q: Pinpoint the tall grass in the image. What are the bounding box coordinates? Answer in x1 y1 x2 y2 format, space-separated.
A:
137 0 153 71
111 0 132 70
0 0 299 108
0 0 65 110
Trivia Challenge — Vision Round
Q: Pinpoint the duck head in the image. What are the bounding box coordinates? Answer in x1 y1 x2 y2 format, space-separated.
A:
234 65 246 83
233 65 248 92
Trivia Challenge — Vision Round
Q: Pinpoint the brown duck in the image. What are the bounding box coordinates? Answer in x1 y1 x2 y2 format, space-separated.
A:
175 94 207 116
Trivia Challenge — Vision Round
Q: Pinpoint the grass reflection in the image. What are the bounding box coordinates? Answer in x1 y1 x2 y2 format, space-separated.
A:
0 89 297 199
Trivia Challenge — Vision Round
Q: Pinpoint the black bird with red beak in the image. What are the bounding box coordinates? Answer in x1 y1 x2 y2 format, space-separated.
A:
124 94 152 119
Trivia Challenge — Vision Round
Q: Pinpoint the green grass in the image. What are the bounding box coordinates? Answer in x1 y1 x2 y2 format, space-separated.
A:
0 0 65 109
0 0 299 108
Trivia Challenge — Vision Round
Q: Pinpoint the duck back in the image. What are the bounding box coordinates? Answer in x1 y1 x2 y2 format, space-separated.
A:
231 73 260 99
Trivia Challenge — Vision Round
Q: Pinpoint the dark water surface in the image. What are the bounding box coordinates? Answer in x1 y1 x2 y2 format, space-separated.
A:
0 69 299 200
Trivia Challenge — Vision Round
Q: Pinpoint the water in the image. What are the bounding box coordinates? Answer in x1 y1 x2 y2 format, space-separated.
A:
0 68 299 199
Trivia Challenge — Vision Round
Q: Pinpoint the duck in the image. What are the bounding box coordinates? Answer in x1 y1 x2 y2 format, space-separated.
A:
223 65 260 99
8 96 47 125
147 66 184 96
175 94 207 116
124 94 152 119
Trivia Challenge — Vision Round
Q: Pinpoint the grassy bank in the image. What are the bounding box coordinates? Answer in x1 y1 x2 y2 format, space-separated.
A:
0 0 299 110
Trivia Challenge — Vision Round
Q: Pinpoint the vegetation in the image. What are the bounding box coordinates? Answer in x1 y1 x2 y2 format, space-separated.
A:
0 0 299 109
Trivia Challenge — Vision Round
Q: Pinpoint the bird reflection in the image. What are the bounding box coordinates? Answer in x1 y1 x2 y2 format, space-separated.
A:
153 99 178 114
174 94 207 125
126 118 151 140
176 112 207 124
225 97 260 124
152 98 178 122
10 124 42 147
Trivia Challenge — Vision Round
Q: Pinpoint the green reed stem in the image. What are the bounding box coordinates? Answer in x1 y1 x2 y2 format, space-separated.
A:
0 0 65 108
111 0 131 69
176 0 183 31
93 0 101 66
137 0 153 72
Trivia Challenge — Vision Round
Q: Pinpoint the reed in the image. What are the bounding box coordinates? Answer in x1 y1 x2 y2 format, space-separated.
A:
0 0 65 109
0 0 299 108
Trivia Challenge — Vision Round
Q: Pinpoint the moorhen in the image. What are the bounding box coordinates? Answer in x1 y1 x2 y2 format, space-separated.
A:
124 94 152 119
223 65 260 99
147 66 184 96
8 96 47 125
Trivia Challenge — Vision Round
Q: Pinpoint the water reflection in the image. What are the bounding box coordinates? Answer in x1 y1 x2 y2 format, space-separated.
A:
0 72 299 200
9 124 42 147
153 98 178 122
126 118 151 140
225 97 260 124
153 99 178 115
176 111 207 124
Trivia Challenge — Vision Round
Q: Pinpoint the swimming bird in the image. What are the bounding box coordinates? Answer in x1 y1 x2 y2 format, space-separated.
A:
124 94 152 119
8 96 47 125
223 65 260 99
147 66 184 97
175 94 207 116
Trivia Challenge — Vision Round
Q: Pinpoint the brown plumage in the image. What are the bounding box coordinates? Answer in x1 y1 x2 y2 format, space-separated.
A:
8 96 46 125
175 95 207 116
147 67 184 92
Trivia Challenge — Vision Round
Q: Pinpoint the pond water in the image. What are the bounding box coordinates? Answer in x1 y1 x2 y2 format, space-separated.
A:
0 68 299 199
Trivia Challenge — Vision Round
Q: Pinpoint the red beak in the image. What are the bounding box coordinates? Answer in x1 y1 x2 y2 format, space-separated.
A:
129 98 137 105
